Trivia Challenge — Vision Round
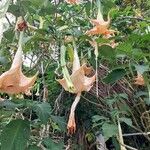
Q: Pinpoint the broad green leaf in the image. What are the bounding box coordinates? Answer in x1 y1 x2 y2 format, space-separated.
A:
0 56 9 65
117 93 128 100
28 0 46 8
1 119 30 150
103 68 126 84
134 64 149 74
32 102 52 124
92 115 108 123
39 5 56 16
28 145 40 150
135 91 148 98
43 138 63 150
0 100 22 110
98 45 116 59
96 37 110 44
144 98 150 105
3 29 14 41
85 1 91 16
117 42 132 55
50 115 66 132
8 4 21 17
119 117 133 127
102 122 118 141
106 98 118 106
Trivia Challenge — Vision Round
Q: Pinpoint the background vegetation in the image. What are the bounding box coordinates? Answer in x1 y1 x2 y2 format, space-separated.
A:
0 0 150 149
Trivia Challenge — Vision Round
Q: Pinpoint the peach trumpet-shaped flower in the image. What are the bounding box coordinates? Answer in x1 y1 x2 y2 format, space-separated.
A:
65 0 81 4
86 6 115 36
0 32 37 95
57 64 95 94
57 42 95 134
134 72 145 86
57 42 95 94
67 92 81 134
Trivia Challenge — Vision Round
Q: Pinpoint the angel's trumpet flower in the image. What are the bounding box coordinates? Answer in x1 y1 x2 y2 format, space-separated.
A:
65 0 81 4
57 41 95 134
0 32 37 95
86 1 115 36
134 72 145 86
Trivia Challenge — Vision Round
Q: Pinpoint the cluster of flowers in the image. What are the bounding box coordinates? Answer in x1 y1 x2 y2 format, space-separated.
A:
0 0 144 135
61 0 145 134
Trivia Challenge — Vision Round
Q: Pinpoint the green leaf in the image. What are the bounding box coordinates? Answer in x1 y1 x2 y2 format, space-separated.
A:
119 117 133 127
28 0 46 8
102 123 118 141
117 93 128 100
98 45 116 59
1 119 30 150
8 4 21 17
103 68 126 84
50 115 66 132
3 29 14 41
39 5 56 16
28 145 41 150
43 138 63 150
32 102 52 124
144 98 150 105
0 100 22 110
134 64 149 74
92 115 108 123
117 42 132 55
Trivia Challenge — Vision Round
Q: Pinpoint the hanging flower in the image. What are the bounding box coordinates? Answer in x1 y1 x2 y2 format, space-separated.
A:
0 32 37 95
57 42 95 134
65 0 81 4
15 16 27 31
134 72 145 86
86 2 115 36
57 64 95 94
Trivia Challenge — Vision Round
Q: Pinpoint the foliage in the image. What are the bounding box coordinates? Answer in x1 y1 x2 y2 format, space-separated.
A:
0 0 150 149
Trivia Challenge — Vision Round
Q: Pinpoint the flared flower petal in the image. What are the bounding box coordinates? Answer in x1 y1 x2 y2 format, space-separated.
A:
67 113 76 134
65 0 81 4
0 32 37 95
67 92 81 134
0 67 37 94
134 72 145 86
57 43 95 134
57 64 96 94
86 5 115 36
86 25 115 36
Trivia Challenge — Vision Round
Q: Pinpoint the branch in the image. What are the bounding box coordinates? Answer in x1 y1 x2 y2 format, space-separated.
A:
5 14 12 26
123 132 150 137
119 16 150 23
